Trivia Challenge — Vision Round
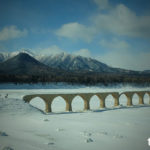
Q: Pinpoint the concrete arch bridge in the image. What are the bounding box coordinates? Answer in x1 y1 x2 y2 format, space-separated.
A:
23 91 150 113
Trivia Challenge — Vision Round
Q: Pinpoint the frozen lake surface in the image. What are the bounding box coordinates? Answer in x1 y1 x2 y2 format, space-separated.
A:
0 84 150 150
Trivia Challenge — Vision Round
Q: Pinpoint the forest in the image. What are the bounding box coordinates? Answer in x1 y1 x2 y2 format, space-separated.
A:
0 72 150 86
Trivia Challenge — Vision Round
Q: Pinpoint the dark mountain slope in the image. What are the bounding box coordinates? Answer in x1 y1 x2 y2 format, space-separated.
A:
0 53 54 75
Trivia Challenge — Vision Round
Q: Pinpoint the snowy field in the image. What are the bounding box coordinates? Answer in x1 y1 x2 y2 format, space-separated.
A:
0 83 150 150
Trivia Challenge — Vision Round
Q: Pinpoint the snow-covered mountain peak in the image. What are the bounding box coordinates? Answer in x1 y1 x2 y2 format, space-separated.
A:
13 49 35 57
37 52 115 72
0 49 36 62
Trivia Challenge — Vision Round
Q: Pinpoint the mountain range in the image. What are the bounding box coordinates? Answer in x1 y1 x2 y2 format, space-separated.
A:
0 50 146 75
0 50 149 84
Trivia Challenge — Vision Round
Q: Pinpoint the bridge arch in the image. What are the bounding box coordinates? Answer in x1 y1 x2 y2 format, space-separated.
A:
132 93 139 105
71 95 84 112
51 96 66 112
143 92 150 104
119 91 148 106
89 95 100 110
105 94 115 108
95 93 106 108
119 94 128 106
120 92 133 106
29 96 46 112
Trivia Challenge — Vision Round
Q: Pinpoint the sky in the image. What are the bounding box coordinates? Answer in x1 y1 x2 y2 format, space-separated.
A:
0 0 150 71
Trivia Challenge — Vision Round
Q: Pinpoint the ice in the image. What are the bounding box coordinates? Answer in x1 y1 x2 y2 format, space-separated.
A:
0 84 150 150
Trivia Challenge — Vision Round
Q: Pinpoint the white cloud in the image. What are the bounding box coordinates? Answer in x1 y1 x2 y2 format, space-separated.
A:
94 0 110 10
39 46 92 58
36 45 92 58
93 4 150 38
0 26 28 41
55 2 150 43
97 38 150 71
73 49 91 57
100 38 130 50
98 50 150 71
39 45 64 55
55 22 96 42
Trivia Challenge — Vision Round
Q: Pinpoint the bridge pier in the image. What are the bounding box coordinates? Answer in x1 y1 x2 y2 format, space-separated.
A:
66 101 72 111
114 98 119 106
79 94 92 111
112 94 119 106
139 95 144 105
148 93 150 104
127 96 132 106
84 100 90 110
96 94 106 108
62 95 75 112
45 101 52 113
100 99 105 108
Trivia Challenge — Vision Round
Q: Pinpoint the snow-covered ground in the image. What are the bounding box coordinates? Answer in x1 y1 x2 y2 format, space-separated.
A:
0 84 150 150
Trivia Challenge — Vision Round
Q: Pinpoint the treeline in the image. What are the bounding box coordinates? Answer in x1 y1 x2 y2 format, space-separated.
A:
0 72 150 86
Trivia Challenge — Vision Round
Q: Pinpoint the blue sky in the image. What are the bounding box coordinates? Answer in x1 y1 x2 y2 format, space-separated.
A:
0 0 150 71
